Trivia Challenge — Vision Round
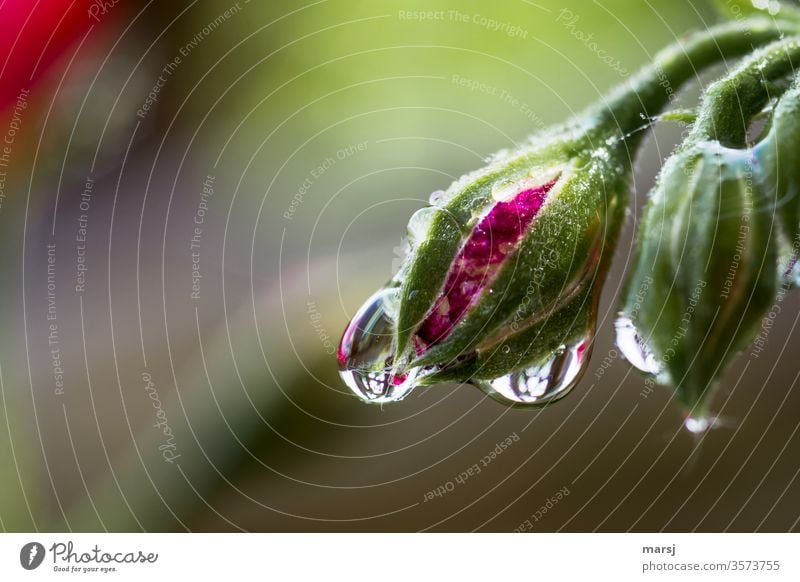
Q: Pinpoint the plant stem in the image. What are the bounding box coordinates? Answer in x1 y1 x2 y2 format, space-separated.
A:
688 38 800 146
593 18 800 143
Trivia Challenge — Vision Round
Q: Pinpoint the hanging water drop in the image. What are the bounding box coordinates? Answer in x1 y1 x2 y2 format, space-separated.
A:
683 416 710 434
614 315 663 375
683 414 729 435
337 288 417 403
473 336 591 405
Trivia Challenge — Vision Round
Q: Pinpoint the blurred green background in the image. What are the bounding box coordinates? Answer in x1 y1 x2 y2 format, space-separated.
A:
1 0 799 532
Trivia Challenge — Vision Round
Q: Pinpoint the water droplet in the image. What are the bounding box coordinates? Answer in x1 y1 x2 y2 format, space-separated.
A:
614 315 662 375
337 288 416 403
338 367 418 404
683 414 730 435
407 207 438 247
684 416 710 434
473 336 590 405
428 189 446 205
490 179 519 202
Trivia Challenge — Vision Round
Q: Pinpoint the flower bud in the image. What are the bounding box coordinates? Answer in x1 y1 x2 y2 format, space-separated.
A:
755 80 800 281
617 143 778 414
338 125 631 405
617 38 800 422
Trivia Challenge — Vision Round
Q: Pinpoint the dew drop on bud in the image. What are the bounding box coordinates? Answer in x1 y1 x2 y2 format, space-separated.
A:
614 315 662 375
337 288 417 403
490 179 519 203
473 335 591 405
407 207 438 247
428 189 446 205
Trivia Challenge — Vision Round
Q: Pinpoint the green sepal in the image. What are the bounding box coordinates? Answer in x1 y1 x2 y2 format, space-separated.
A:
394 132 580 362
658 109 698 124
756 80 800 252
623 144 778 411
419 281 595 384
410 146 626 370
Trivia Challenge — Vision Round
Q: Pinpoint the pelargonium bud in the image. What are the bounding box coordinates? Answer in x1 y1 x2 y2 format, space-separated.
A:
338 126 628 405
618 37 800 425
755 79 800 282
617 142 778 418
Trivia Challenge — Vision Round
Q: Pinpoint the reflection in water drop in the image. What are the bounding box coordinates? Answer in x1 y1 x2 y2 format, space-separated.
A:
614 315 662 375
338 368 418 404
337 288 417 403
473 337 591 405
